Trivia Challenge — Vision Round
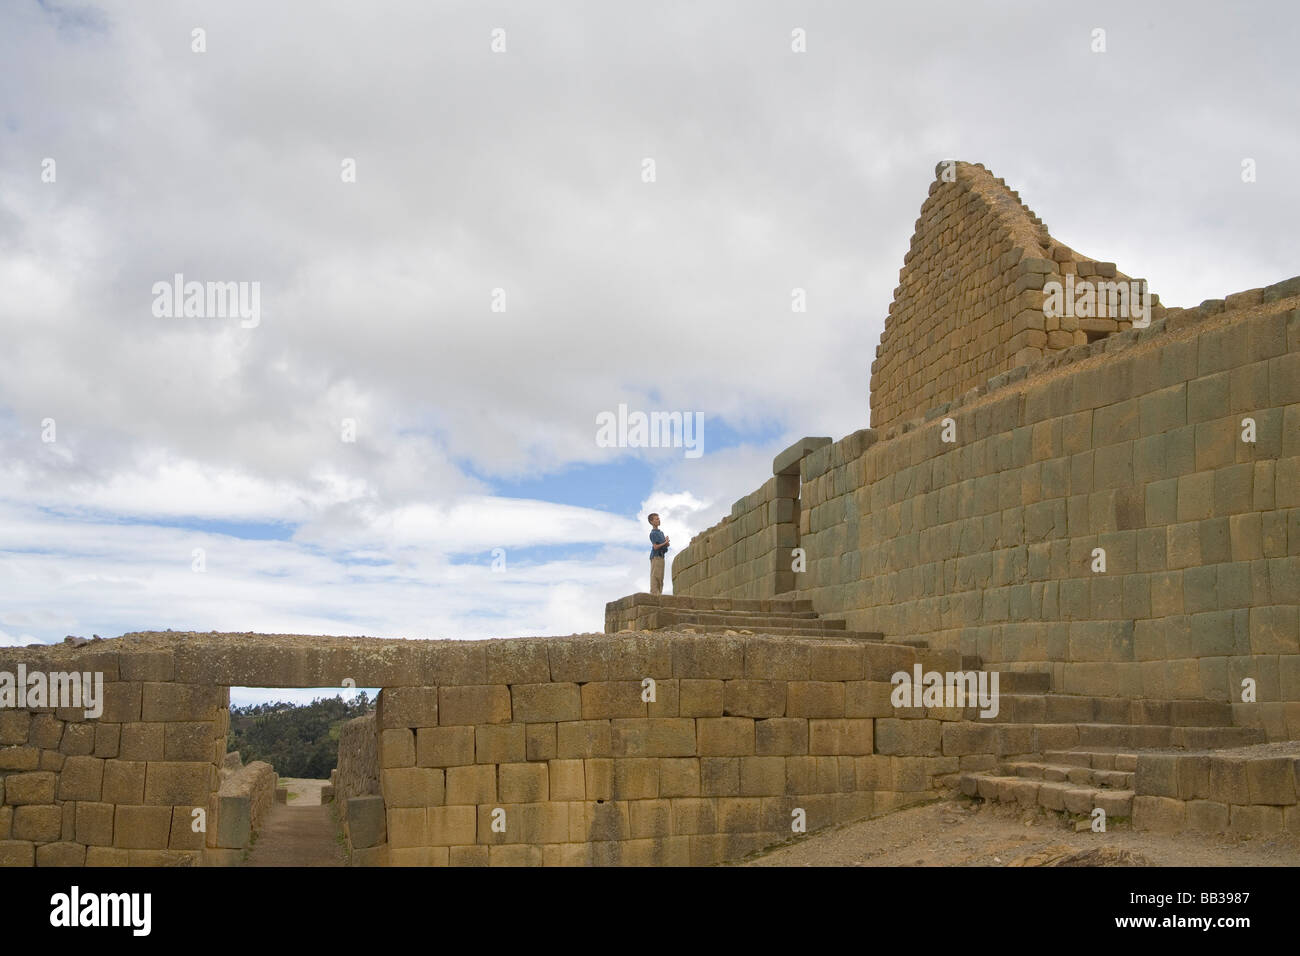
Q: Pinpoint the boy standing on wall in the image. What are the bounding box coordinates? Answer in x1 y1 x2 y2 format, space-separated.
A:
648 513 670 595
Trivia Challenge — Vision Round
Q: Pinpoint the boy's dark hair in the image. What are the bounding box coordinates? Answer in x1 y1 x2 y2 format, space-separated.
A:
647 513 659 523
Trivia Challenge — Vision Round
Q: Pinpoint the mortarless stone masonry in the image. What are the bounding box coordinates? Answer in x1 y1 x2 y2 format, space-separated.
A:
661 161 1300 836
0 630 974 866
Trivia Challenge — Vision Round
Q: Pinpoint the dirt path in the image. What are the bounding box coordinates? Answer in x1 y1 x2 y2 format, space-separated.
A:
277 777 329 806
744 796 1300 867
243 800 345 867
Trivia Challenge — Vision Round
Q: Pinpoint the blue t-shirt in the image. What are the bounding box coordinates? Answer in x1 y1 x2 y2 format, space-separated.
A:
650 528 668 558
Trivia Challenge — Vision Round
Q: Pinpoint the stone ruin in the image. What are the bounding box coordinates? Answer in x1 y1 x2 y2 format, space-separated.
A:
1 161 1297 866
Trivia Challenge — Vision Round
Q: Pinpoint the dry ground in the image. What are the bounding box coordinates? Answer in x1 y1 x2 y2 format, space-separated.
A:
744 796 1300 867
277 776 329 805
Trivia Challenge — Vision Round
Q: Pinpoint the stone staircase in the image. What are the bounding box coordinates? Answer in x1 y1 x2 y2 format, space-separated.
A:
954 656 1267 819
606 593 922 644
961 750 1142 817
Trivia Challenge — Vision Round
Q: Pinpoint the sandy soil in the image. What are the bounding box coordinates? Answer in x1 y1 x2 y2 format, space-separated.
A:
744 796 1300 867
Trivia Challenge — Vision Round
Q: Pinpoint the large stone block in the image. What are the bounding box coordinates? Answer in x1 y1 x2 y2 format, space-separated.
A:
1207 756 1250 804
873 718 938 755
485 639 551 684
556 720 612 759
1246 757 1298 805
141 683 222 722
57 756 104 802
144 762 214 806
377 687 439 729
438 685 511 725
723 680 786 718
445 764 497 805
0 841 35 867
700 756 740 796
498 763 549 803
755 718 809 756
525 723 556 761
36 842 86 867
738 756 786 797
383 767 445 808
671 797 717 836
102 760 146 804
678 679 725 717
743 640 810 680
548 759 585 801
74 801 115 846
786 681 846 718
659 758 701 797
164 722 215 762
774 437 832 477
0 711 31 746
214 794 251 849
580 681 647 719
5 771 56 805
119 723 165 761
387 807 428 848
421 641 488 685
611 759 659 800
381 728 416 768
415 726 473 767
809 719 875 755
809 643 865 681
672 636 746 680
697 717 755 756
511 683 582 723
474 723 525 764
1184 799 1230 833
113 805 173 849
1229 804 1283 834
610 718 696 758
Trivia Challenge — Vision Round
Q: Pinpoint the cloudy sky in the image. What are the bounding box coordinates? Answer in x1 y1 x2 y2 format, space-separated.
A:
1 1 1296 697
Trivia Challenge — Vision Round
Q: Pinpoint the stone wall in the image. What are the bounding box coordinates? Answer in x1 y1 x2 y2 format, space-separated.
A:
670 475 800 599
671 439 830 599
370 632 972 866
0 630 991 866
1131 743 1300 833
336 712 379 806
210 760 276 861
606 593 814 633
0 640 227 867
799 293 1300 739
869 161 1150 432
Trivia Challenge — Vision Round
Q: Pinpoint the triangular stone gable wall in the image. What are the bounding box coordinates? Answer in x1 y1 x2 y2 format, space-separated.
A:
870 161 1150 430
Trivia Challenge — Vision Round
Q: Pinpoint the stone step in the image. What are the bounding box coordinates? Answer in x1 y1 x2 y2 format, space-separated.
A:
960 771 1134 818
1042 750 1140 772
965 695 1235 727
658 608 823 621
682 597 815 614
997 759 1134 790
1074 723 1265 750
672 623 896 643
656 610 843 629
961 722 1265 756
616 594 814 614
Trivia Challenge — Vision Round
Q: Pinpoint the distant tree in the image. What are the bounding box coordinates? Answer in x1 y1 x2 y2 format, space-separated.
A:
227 692 372 778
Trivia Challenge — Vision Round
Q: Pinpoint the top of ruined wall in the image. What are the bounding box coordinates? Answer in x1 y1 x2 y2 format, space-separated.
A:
869 161 1148 432
0 628 946 687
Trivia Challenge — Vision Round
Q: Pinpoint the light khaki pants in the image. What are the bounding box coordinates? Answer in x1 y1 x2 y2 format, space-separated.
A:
650 557 665 595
